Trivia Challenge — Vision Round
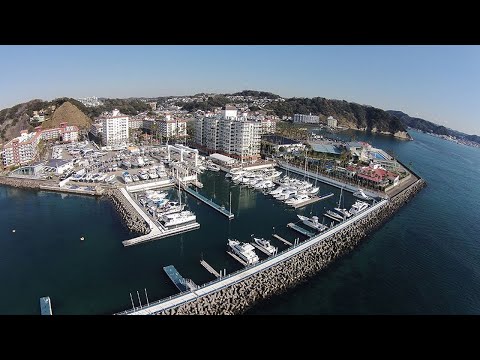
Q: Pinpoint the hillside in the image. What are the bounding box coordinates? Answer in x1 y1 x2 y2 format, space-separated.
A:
41 101 92 130
0 99 45 143
265 97 410 139
387 110 480 145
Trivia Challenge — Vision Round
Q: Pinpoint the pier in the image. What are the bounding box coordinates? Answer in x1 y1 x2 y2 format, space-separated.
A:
226 251 248 266
118 188 200 247
183 186 234 220
287 223 315 237
200 260 221 278
250 242 277 256
39 296 52 315
163 265 197 292
272 234 293 246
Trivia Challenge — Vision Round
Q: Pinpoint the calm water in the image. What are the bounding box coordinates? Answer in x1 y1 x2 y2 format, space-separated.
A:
1 129 480 314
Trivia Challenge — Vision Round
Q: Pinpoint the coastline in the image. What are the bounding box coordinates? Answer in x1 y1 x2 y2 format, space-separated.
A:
157 178 426 315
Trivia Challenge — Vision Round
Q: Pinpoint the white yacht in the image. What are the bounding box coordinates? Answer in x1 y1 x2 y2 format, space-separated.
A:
349 200 370 215
353 188 373 200
207 163 220 172
253 237 277 255
132 174 140 182
269 186 285 196
297 214 328 232
285 193 311 206
160 211 196 228
274 188 297 200
228 239 259 265
138 172 149 181
334 207 352 218
148 169 159 179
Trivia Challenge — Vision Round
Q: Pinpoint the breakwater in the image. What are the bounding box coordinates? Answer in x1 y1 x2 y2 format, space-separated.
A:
158 178 426 315
0 176 45 190
103 188 150 236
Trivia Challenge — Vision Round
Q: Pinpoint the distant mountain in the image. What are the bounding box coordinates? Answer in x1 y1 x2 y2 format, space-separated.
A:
230 90 281 99
0 99 45 143
265 97 410 139
387 110 480 145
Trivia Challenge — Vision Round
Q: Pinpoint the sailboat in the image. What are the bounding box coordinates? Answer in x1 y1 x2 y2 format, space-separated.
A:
333 188 351 218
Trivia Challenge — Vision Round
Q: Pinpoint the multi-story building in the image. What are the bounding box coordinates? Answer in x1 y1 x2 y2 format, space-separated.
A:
128 116 144 129
98 109 129 147
37 123 79 143
222 105 238 120
261 118 276 134
293 113 319 124
159 117 187 138
194 114 261 162
2 130 41 167
90 122 103 138
327 116 338 128
76 96 103 107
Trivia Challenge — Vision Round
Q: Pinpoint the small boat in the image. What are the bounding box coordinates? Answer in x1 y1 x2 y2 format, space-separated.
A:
297 214 328 232
253 237 277 255
349 200 370 215
324 210 344 222
105 174 115 183
207 163 220 172
353 188 373 200
285 194 311 206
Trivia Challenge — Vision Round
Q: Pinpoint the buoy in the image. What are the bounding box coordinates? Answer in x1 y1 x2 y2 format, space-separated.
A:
12 229 16 233
80 237 85 241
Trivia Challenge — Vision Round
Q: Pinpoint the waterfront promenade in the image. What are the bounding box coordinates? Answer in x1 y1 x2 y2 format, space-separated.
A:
116 198 388 315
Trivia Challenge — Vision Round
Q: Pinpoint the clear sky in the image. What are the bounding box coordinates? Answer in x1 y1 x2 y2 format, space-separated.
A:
1 45 479 135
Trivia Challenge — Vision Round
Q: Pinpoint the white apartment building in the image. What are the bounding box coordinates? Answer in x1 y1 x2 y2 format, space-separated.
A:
159 118 187 138
2 130 41 167
99 109 129 147
327 116 338 128
194 114 261 161
293 113 319 123
261 118 276 134
222 105 238 120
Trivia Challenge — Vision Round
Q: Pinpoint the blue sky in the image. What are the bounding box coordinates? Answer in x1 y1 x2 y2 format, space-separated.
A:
1 45 479 135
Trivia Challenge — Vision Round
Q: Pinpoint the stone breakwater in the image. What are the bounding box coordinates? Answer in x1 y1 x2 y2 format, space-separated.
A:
103 189 150 236
0 176 45 190
159 179 426 315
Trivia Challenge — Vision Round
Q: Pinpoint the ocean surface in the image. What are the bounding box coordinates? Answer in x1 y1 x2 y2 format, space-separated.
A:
1 129 479 314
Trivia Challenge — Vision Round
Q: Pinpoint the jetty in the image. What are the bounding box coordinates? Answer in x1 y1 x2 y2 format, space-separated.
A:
163 265 197 292
183 186 234 220
226 251 248 266
200 260 221 278
39 296 52 315
272 234 293 246
287 222 315 237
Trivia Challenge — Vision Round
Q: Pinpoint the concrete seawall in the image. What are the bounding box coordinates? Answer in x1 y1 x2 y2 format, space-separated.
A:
103 188 150 236
158 178 426 315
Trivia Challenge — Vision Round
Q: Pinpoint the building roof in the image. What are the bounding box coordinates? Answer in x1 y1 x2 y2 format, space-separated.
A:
224 106 237 110
45 159 72 168
310 144 343 155
210 153 235 163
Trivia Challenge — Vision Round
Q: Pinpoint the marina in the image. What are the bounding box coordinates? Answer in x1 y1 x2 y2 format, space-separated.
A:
287 222 316 237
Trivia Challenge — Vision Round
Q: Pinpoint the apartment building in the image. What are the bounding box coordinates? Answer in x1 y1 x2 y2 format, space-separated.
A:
98 109 129 146
2 130 41 167
293 113 319 123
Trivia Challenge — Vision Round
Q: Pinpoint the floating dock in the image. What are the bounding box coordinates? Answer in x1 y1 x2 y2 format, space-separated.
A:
184 186 234 220
200 260 221 278
39 296 52 315
318 192 335 201
287 222 315 237
250 242 277 256
272 234 293 246
226 251 248 266
289 192 335 209
163 265 197 292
